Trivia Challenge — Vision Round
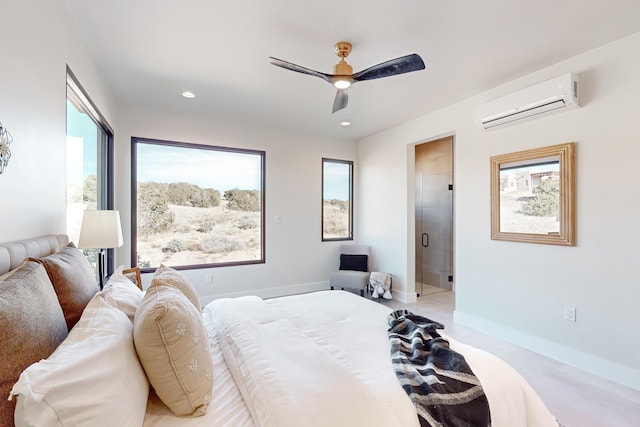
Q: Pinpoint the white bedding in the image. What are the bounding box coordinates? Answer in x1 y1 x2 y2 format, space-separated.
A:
209 292 417 427
207 290 558 427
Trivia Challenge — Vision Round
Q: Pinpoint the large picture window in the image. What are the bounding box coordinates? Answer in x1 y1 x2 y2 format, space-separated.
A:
132 138 265 271
66 66 114 279
322 158 353 241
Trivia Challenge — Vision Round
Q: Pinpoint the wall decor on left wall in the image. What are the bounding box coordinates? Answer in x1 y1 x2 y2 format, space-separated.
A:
0 121 13 174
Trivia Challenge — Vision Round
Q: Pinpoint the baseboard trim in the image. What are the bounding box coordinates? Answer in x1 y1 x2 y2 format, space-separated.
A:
454 310 640 392
392 289 417 303
200 281 329 306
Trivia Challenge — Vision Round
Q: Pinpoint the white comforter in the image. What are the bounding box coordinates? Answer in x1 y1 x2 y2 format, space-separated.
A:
208 290 558 427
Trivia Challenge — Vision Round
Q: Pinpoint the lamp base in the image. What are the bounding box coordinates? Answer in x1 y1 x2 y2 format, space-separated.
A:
97 248 105 290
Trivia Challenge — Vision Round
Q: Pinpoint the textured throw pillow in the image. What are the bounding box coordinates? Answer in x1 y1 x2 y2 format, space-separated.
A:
0 261 68 427
339 254 368 272
31 243 98 330
103 266 144 323
10 293 149 427
151 264 201 309
134 282 213 417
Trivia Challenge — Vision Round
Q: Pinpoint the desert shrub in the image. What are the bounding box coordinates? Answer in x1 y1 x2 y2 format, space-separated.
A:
162 239 188 254
521 178 559 217
324 217 348 236
83 175 97 203
224 189 260 212
327 198 348 211
196 219 215 233
137 182 175 235
200 237 243 254
191 188 221 208
166 182 198 206
323 203 349 237
162 182 221 208
237 216 258 230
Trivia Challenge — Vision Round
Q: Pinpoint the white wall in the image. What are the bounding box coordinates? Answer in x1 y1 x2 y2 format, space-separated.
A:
0 0 115 242
358 32 640 390
114 107 358 304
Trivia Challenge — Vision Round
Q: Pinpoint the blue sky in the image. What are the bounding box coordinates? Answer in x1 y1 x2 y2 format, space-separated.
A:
66 99 97 178
323 161 350 201
136 142 262 191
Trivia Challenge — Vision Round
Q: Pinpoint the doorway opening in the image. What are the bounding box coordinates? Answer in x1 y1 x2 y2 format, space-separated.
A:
415 136 454 297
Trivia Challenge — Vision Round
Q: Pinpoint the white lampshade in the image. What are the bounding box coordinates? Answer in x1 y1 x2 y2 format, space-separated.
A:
78 210 124 249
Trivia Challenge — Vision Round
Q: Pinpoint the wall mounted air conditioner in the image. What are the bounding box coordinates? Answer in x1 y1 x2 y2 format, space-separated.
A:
477 73 580 131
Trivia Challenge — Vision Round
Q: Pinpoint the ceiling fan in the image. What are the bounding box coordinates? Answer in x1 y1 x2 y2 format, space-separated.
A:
269 42 426 113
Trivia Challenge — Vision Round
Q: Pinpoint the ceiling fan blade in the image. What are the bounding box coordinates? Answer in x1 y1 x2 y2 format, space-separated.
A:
269 57 333 84
332 89 348 113
352 54 425 82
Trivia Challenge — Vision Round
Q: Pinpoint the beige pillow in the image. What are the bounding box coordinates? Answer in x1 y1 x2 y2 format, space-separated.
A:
31 243 98 330
152 264 201 309
0 261 68 426
134 282 213 417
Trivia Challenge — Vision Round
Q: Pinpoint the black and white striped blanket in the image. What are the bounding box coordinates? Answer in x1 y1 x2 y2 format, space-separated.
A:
387 310 491 427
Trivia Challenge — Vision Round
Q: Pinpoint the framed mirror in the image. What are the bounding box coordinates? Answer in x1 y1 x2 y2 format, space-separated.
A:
491 142 575 246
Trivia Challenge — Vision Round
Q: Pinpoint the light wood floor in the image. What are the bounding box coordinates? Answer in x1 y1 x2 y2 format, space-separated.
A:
379 290 640 427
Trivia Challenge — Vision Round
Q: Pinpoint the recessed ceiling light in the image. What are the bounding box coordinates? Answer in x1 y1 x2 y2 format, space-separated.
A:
182 91 195 99
340 121 351 127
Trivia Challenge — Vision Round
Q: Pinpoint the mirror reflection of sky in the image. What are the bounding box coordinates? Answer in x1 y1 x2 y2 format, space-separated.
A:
137 143 262 191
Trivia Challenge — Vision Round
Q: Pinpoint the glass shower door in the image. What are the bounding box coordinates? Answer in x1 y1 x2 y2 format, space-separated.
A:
415 138 453 296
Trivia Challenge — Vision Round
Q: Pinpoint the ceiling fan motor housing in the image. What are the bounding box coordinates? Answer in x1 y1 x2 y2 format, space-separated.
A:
333 42 353 87
334 41 352 58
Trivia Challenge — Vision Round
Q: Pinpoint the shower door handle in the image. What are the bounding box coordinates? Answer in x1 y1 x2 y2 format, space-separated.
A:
422 233 429 247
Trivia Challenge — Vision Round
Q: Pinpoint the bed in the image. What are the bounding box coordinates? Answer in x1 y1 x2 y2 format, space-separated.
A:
0 235 559 427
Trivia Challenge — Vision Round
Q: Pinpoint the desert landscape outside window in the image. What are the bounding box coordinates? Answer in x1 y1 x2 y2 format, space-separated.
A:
322 158 353 241
131 138 265 271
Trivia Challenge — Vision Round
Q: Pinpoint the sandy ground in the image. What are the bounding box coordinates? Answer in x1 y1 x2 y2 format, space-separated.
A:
137 202 261 267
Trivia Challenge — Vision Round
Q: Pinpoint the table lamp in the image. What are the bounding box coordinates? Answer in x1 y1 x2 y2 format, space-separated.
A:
78 209 123 289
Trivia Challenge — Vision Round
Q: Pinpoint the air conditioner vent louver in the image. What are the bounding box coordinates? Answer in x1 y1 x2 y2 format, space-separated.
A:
477 73 580 131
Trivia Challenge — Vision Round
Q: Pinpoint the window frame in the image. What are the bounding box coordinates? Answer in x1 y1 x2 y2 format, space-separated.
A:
490 142 575 246
131 137 266 272
321 158 354 241
66 66 115 275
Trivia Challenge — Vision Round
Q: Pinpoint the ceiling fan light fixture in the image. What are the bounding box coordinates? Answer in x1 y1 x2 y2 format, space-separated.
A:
334 79 351 89
269 41 425 113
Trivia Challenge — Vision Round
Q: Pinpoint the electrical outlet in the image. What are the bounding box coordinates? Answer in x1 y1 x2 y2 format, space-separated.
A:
564 306 577 322
205 274 214 284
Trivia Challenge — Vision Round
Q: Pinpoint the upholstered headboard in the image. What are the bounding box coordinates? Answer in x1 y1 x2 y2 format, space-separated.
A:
0 235 69 275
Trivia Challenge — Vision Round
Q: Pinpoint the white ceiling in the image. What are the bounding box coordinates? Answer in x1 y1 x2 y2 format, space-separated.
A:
65 0 640 140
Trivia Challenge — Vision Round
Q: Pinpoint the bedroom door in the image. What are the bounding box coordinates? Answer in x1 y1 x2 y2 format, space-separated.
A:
415 137 453 296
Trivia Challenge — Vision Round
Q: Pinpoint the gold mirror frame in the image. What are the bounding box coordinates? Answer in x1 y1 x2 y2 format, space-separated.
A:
491 142 575 246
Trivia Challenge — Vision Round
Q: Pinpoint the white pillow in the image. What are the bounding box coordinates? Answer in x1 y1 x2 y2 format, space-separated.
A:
10 293 149 427
103 265 144 323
